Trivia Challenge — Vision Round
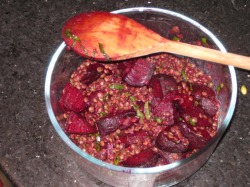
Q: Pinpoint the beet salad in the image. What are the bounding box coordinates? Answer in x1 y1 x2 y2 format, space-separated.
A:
58 47 220 168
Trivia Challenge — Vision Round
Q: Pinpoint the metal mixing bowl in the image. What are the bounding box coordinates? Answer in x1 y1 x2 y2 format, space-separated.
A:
45 7 237 187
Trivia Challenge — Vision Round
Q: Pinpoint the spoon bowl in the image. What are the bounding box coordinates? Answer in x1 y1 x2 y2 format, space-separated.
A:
62 10 250 70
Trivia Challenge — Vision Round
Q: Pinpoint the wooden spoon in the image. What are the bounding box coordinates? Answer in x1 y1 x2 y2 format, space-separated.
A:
62 11 250 70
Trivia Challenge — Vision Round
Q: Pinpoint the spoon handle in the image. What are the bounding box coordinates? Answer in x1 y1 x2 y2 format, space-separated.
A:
158 41 250 70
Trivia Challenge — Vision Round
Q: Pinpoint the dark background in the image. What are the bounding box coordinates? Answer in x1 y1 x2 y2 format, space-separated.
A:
0 0 249 186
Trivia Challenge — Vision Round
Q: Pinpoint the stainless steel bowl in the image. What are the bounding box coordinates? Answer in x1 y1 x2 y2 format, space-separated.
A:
45 7 237 187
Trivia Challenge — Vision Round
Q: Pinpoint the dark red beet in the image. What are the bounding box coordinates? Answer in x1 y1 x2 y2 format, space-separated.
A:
156 125 189 153
176 93 194 110
148 75 164 99
59 83 86 112
178 122 212 149
158 150 183 164
175 91 213 127
180 102 213 127
65 112 97 134
119 130 148 147
151 91 179 126
96 110 136 136
123 58 155 86
151 98 174 126
80 63 104 84
122 149 158 167
192 84 215 100
149 74 178 100
201 97 219 117
118 59 136 78
191 84 219 117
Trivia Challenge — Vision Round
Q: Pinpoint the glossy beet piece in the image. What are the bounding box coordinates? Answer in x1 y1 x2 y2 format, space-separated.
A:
158 150 183 164
151 91 179 126
80 63 104 84
191 84 219 117
149 74 178 100
122 149 159 167
124 58 155 86
176 92 194 110
96 110 136 136
201 97 219 117
65 112 97 134
151 99 174 126
119 130 148 147
178 122 212 149
180 101 213 127
175 91 213 127
192 84 215 100
59 83 86 112
118 59 136 78
156 125 189 153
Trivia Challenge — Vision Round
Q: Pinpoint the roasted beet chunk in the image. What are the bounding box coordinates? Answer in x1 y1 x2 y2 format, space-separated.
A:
122 149 158 167
80 63 104 84
96 110 137 136
118 59 135 78
176 92 213 127
122 58 155 86
119 130 148 147
176 92 194 110
151 99 174 126
191 84 219 116
65 112 97 134
149 74 178 99
178 122 212 149
192 84 215 100
151 91 179 126
180 104 213 127
156 125 189 153
59 83 86 112
201 97 219 116
158 150 183 164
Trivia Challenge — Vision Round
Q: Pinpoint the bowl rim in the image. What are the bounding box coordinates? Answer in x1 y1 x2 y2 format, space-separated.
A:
45 7 237 174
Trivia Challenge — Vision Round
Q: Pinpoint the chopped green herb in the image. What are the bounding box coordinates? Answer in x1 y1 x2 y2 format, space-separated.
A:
201 37 207 45
173 36 180 41
80 44 88 55
189 83 193 91
65 29 80 42
109 84 124 90
155 117 162 124
181 69 187 81
194 100 199 106
189 118 197 126
98 43 111 61
217 83 224 92
95 143 101 152
88 133 99 137
103 94 109 102
179 117 184 121
124 92 131 97
129 96 144 120
130 96 136 103
114 154 121 165
92 49 97 58
144 101 151 120
99 111 107 117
